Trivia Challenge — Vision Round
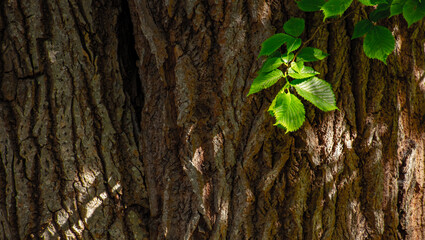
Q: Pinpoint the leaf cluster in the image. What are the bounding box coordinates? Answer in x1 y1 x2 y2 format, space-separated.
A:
248 0 425 132
249 18 337 132
296 0 425 62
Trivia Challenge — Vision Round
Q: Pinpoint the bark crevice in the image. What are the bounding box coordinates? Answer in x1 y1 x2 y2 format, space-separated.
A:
118 0 143 129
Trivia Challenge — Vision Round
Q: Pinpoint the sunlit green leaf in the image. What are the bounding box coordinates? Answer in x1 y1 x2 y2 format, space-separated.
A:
288 61 319 79
290 61 304 72
268 94 278 117
259 57 284 73
273 92 305 132
281 52 295 64
286 37 302 53
293 77 338 111
248 69 283 95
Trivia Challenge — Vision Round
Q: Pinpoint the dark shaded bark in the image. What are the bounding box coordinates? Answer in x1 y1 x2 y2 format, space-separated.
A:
1 0 425 239
0 0 148 239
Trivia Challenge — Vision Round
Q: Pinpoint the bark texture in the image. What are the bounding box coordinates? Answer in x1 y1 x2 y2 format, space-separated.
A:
1 0 425 239
0 0 148 239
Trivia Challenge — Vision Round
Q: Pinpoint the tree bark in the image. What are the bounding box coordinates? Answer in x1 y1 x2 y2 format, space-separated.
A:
0 1 148 239
1 0 425 239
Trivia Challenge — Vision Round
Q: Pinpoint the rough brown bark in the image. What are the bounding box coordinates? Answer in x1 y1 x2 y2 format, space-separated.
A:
1 0 425 239
0 0 148 239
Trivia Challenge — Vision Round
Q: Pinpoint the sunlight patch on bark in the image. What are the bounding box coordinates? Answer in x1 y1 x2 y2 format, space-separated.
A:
41 181 124 238
393 25 403 56
85 192 107 220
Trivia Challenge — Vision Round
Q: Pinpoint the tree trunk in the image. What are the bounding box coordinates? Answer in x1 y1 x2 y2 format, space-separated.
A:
1 0 424 239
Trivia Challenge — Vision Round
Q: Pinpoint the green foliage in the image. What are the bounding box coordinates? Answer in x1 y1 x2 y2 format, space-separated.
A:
248 0 425 132
390 0 407 17
271 91 306 132
352 19 374 39
296 47 329 62
259 33 292 57
321 0 353 19
248 69 283 96
296 0 325 12
249 17 336 132
288 61 319 79
283 18 305 37
403 0 425 26
286 37 302 53
359 0 389 6
281 52 295 63
292 77 339 112
363 25 395 63
259 57 284 73
369 3 391 22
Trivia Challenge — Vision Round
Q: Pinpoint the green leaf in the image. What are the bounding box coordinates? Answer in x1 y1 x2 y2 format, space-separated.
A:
259 57 284 73
248 69 283 96
403 0 425 27
269 51 281 58
290 77 312 85
286 37 302 53
352 19 374 39
293 77 338 111
275 124 287 130
296 0 326 11
359 0 375 5
390 0 407 16
363 25 395 63
281 52 295 64
288 61 319 79
273 92 305 132
268 95 278 117
374 0 389 3
369 3 391 22
296 47 329 62
359 0 389 6
290 61 304 72
283 18 305 37
321 0 353 19
259 33 293 57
